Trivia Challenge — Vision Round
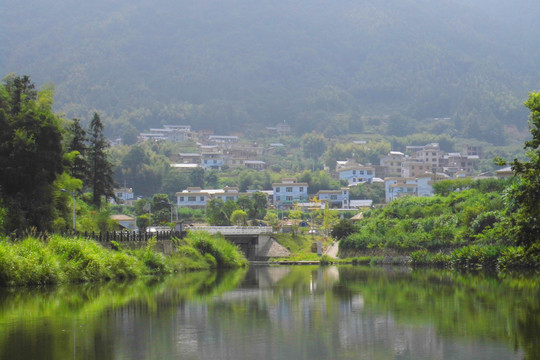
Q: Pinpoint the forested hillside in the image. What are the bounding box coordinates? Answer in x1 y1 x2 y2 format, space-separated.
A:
2 0 539 144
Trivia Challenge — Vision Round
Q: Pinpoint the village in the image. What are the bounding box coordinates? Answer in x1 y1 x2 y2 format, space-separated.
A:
110 123 511 224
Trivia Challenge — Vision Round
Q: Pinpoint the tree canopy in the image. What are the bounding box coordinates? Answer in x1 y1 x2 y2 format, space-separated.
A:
0 75 65 231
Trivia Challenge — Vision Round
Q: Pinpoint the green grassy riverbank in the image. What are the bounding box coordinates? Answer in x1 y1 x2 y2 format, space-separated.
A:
0 231 247 287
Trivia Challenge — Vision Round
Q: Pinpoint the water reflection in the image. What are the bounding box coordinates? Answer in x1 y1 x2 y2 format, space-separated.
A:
0 266 537 359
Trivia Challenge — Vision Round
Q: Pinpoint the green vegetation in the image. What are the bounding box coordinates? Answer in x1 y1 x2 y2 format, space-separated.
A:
3 0 536 145
0 231 246 287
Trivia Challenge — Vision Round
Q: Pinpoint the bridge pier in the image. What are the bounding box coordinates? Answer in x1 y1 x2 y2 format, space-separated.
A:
189 227 290 260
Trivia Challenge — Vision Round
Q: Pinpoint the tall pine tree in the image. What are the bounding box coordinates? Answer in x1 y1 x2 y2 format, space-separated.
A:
88 112 115 207
67 118 89 184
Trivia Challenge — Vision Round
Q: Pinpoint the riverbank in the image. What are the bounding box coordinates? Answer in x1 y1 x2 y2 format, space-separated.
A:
0 231 247 287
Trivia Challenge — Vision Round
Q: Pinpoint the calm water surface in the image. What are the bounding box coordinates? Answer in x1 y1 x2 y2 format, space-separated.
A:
0 265 538 360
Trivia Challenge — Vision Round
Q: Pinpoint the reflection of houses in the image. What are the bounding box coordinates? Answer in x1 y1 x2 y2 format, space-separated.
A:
337 161 375 185
272 178 308 208
385 175 433 202
176 187 240 208
316 188 350 208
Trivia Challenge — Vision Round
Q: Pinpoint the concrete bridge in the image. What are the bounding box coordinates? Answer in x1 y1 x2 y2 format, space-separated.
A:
189 226 290 260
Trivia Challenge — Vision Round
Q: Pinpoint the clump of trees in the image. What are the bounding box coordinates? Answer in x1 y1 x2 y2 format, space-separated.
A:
206 192 268 226
0 74 116 233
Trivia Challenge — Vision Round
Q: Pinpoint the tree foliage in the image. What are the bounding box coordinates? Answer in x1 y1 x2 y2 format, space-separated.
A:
88 112 116 207
505 92 540 246
0 75 65 231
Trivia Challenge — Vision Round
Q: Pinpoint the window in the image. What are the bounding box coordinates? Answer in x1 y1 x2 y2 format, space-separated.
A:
180 197 184 202
276 187 280 193
299 187 304 192
352 170 356 175
276 196 281 201
226 196 234 201
286 187 293 192
200 196 204 201
213 160 217 164
188 196 196 202
330 195 338 200
367 170 373 175
286 196 293 201
352 178 356 183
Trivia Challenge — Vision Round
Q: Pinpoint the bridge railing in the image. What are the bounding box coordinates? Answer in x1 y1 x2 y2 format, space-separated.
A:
189 226 273 235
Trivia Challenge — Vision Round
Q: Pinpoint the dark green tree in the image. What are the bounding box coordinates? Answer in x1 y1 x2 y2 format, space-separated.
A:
301 132 327 159
330 219 356 240
252 192 268 219
88 112 116 207
189 168 205 188
0 75 64 231
505 92 540 246
206 198 229 225
67 118 89 183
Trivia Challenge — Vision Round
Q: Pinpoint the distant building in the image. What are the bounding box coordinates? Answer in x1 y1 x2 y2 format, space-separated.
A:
337 161 375 185
200 145 223 170
385 175 433 202
113 188 134 205
139 125 194 142
495 166 514 178
316 188 350 208
380 151 406 177
110 214 137 231
272 178 308 208
176 187 240 208
208 135 239 143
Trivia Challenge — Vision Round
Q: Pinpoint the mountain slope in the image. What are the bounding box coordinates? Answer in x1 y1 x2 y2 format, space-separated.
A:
2 0 539 143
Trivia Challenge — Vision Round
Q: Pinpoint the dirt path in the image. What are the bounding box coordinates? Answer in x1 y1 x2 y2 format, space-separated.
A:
324 240 340 258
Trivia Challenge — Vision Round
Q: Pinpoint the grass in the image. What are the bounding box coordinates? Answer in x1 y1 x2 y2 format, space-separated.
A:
0 231 247 287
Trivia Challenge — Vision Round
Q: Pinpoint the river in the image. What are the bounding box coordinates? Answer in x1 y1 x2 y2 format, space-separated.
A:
0 265 537 360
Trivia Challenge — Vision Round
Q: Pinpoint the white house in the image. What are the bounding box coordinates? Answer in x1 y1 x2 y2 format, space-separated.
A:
337 162 375 185
176 187 240 208
272 178 308 208
385 175 433 202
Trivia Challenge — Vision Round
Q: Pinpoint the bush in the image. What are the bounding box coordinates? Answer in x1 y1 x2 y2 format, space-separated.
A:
450 245 502 269
187 231 247 268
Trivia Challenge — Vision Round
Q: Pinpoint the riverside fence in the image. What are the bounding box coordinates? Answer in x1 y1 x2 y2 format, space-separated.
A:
7 230 186 242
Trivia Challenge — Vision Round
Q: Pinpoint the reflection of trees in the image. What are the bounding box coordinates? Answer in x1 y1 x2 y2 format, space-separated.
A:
0 269 247 360
336 267 540 359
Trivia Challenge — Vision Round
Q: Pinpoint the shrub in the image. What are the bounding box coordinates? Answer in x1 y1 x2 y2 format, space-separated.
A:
187 231 247 268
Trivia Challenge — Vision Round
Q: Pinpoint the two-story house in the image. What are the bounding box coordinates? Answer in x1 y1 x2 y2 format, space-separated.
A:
337 162 375 185
379 151 406 177
200 145 224 170
385 175 433 202
272 178 308 208
176 187 240 208
316 188 350 208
